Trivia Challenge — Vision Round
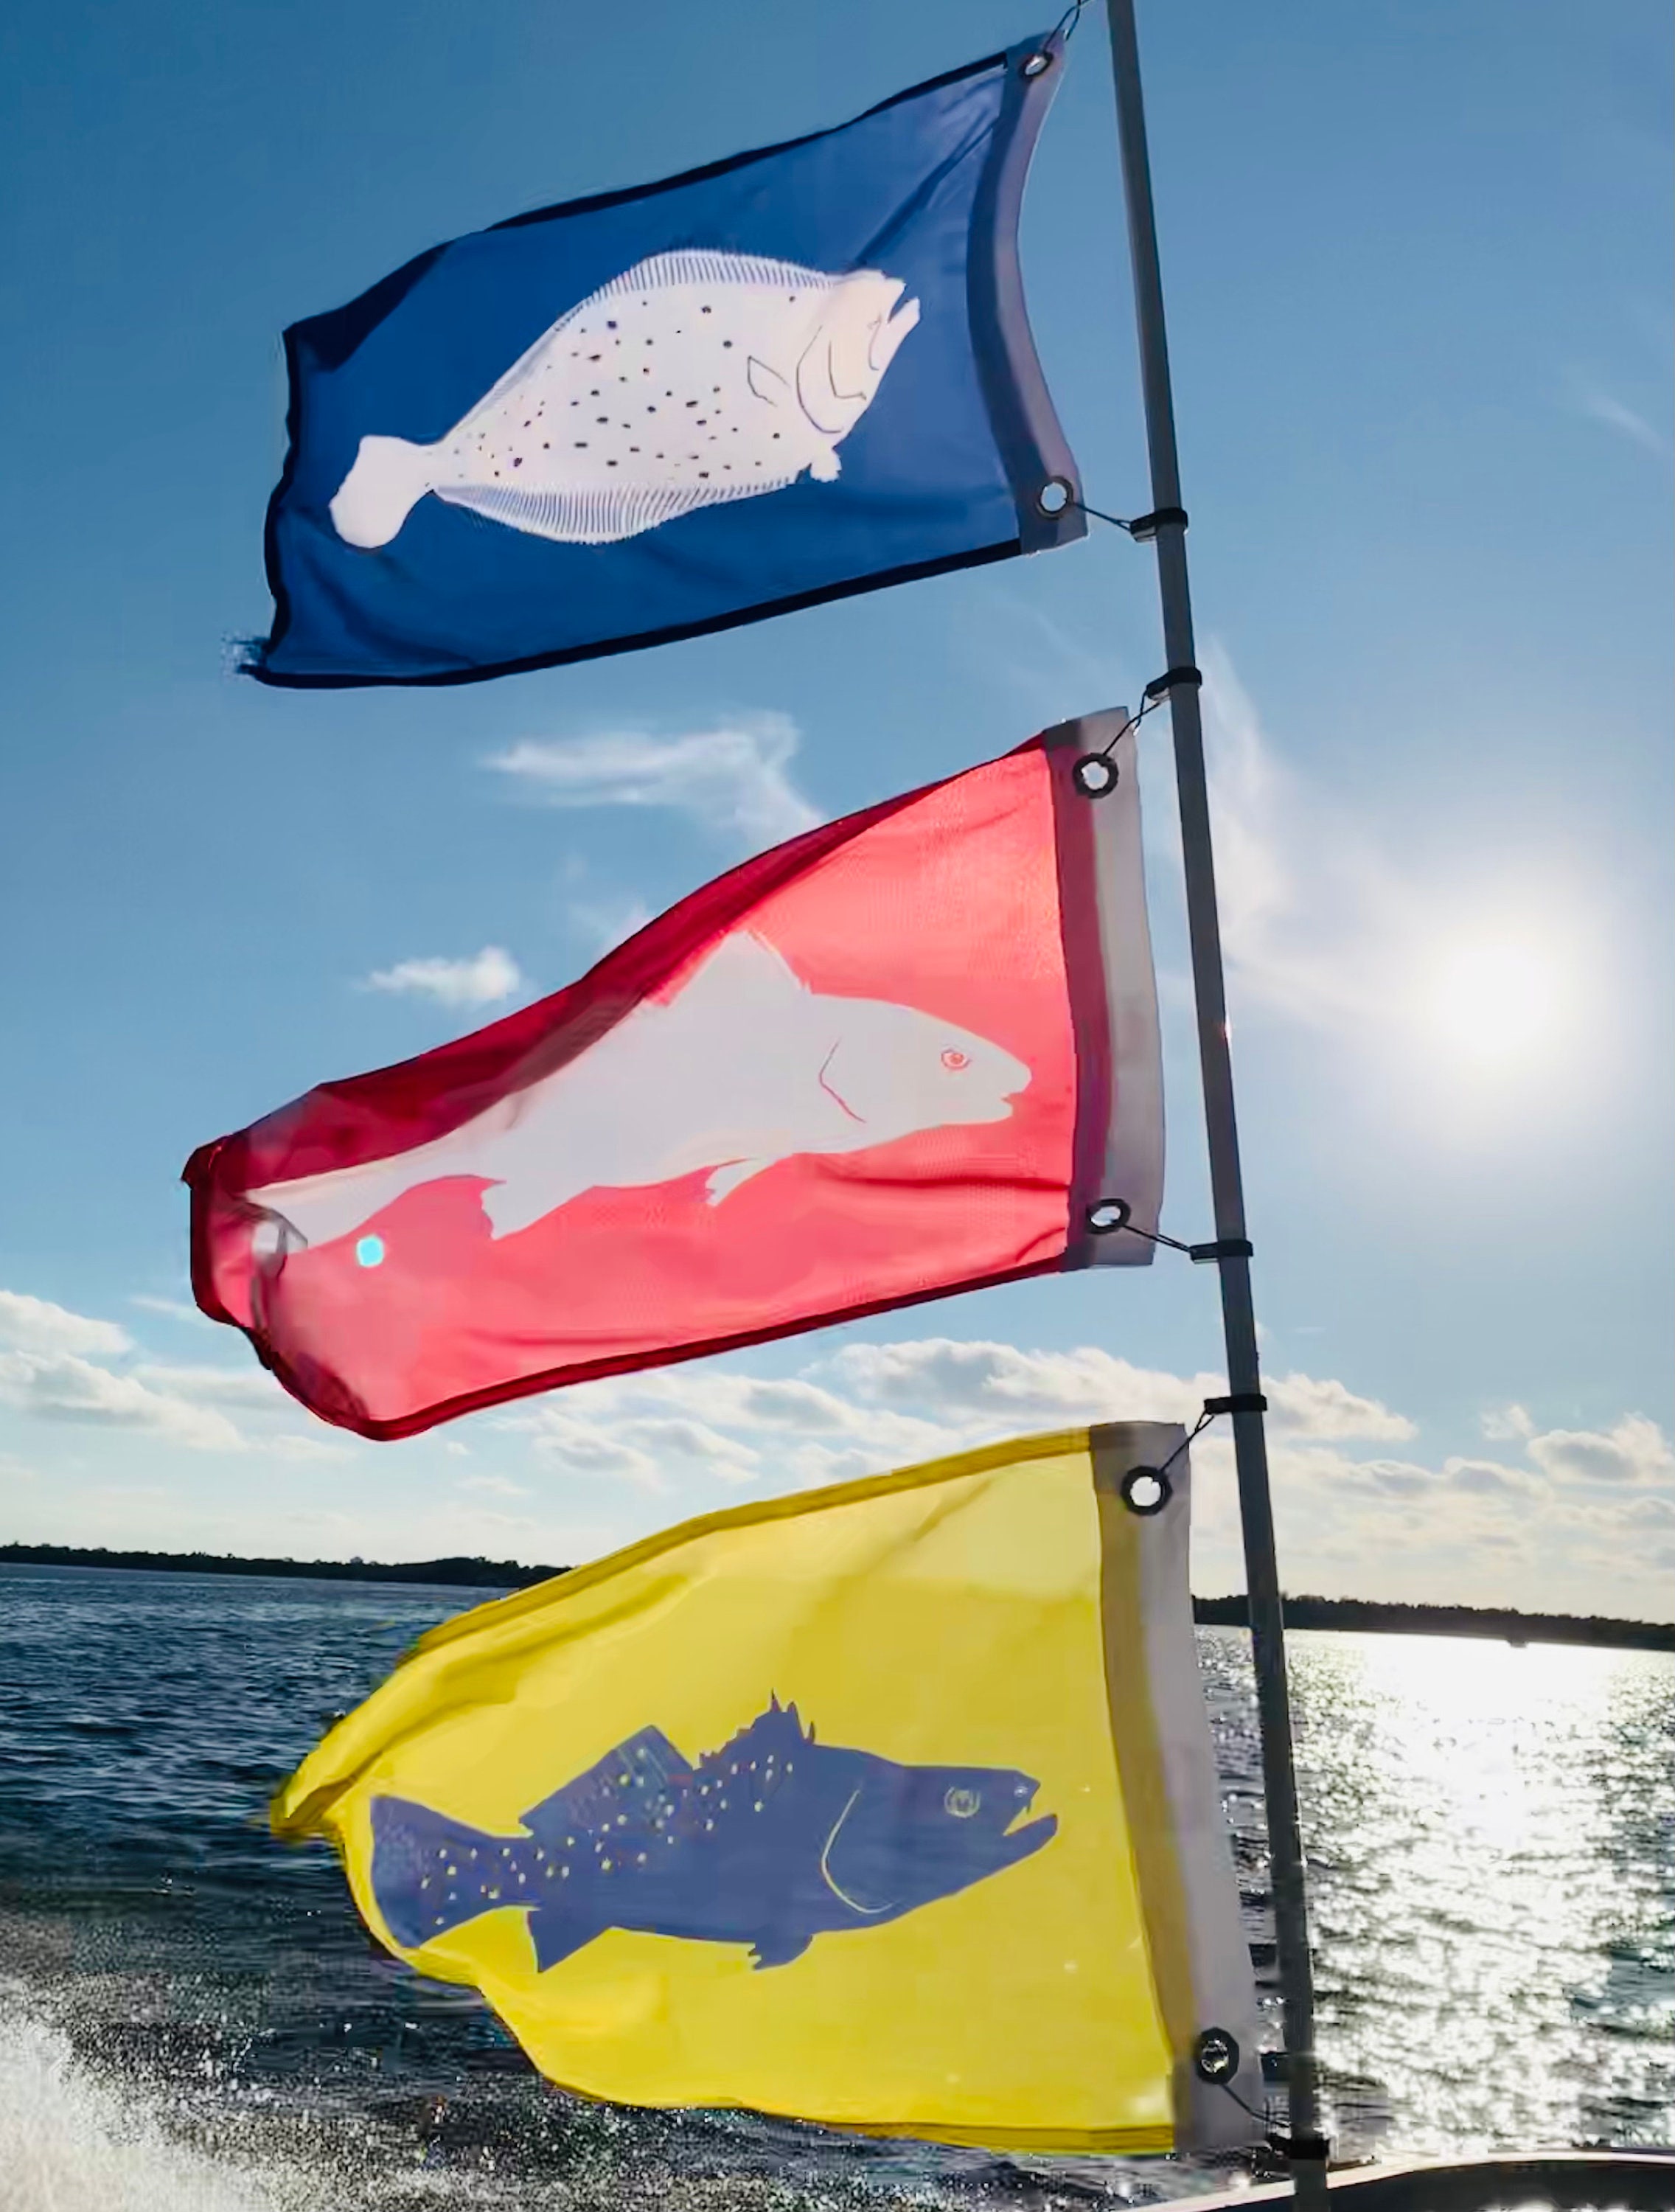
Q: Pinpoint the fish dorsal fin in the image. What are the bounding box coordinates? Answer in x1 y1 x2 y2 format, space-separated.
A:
697 1698 811 1776
671 931 807 1018
591 251 841 303
521 1727 689 1846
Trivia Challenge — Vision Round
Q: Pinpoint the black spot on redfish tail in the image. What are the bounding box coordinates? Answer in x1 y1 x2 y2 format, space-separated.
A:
370 1795 505 1950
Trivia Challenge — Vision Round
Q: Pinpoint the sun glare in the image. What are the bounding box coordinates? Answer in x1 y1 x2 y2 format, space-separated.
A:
1420 928 1572 1073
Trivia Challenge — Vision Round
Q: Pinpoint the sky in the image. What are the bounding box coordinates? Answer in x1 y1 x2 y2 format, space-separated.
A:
1 0 1670 1618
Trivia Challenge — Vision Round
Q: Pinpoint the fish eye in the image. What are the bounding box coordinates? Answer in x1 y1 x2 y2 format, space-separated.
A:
944 1787 981 1819
941 1048 970 1071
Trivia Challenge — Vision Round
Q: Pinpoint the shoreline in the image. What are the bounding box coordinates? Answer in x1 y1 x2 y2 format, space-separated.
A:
4 1541 1671 1652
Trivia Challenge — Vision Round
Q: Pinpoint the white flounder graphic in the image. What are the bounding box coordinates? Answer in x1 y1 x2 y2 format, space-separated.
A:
245 933 1028 1250
330 251 922 549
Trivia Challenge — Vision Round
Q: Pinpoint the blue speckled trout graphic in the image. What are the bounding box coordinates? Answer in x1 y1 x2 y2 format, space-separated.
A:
370 1697 1057 1971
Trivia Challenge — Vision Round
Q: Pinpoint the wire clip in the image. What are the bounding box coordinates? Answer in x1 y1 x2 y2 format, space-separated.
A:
1127 505 1188 542
1269 2132 1331 2163
1143 664 1203 700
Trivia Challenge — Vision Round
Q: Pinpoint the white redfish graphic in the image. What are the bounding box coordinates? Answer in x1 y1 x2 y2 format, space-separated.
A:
245 933 1029 1251
330 251 922 550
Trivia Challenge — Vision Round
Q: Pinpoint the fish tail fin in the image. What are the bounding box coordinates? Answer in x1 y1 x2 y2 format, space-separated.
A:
330 434 436 548
528 1901 608 1972
369 1794 504 1949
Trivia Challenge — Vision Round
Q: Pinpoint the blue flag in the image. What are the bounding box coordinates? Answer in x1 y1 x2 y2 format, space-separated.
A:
249 36 1084 688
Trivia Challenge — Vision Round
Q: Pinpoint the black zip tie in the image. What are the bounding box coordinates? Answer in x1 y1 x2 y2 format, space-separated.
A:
1128 504 1188 541
1143 664 1203 700
1270 2132 1331 2163
1069 496 1189 541
1180 1394 1268 1458
1188 1236 1254 1263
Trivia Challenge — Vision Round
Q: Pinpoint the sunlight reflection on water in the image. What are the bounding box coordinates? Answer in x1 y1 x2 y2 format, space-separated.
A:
1285 1634 1674 2157
1 1571 1671 2208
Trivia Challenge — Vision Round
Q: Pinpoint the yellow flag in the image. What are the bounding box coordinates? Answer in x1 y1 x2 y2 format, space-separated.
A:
274 1425 1260 2153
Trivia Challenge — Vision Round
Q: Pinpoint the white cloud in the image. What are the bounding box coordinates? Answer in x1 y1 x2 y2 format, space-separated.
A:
362 946 523 1008
1199 647 1407 1032
496 1338 1670 1619
4 1273 1666 1621
1348 1456 1438 1500
510 1407 667 1492
128 1294 214 1329
0 1290 131 1360
0 1350 243 1452
1266 1372 1416 1441
613 1416 760 1485
1525 1414 1673 1489
1575 386 1672 462
570 1364 951 1474
1615 1494 1675 1529
1443 1455 1548 1498
262 1434 354 1463
130 1363 288 1410
487 716 822 852
826 1338 1194 1425
821 1338 1412 1442
0 1285 361 1459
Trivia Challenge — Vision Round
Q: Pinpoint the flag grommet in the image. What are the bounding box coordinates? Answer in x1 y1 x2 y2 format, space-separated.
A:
1118 1466 1171 1516
1070 753 1119 798
1192 2026 1242 2084
1036 476 1073 516
1085 1197 1132 1236
1020 49 1054 77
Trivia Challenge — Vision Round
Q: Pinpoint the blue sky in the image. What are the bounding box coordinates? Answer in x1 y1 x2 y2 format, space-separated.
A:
1 0 1670 1615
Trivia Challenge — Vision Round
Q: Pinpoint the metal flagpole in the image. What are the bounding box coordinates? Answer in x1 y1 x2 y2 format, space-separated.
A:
1098 1 1330 2200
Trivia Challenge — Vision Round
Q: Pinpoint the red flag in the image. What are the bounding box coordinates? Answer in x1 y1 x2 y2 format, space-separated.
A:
185 712 1161 1439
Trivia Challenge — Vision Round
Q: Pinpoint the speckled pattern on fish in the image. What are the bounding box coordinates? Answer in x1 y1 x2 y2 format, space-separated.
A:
329 251 922 549
370 1696 1056 1971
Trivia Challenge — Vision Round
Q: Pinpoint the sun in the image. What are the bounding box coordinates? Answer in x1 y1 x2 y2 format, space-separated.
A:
1418 928 1573 1074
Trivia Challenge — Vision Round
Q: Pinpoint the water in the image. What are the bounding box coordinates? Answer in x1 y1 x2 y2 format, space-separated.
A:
1 1565 1670 2211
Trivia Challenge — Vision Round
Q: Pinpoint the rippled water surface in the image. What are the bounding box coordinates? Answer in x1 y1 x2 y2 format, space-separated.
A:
1 1565 1670 2209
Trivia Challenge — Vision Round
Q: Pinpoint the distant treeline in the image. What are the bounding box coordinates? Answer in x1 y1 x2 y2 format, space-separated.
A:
1 1543 563 1590
4 1545 1671 1652
1194 1593 1675 1655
